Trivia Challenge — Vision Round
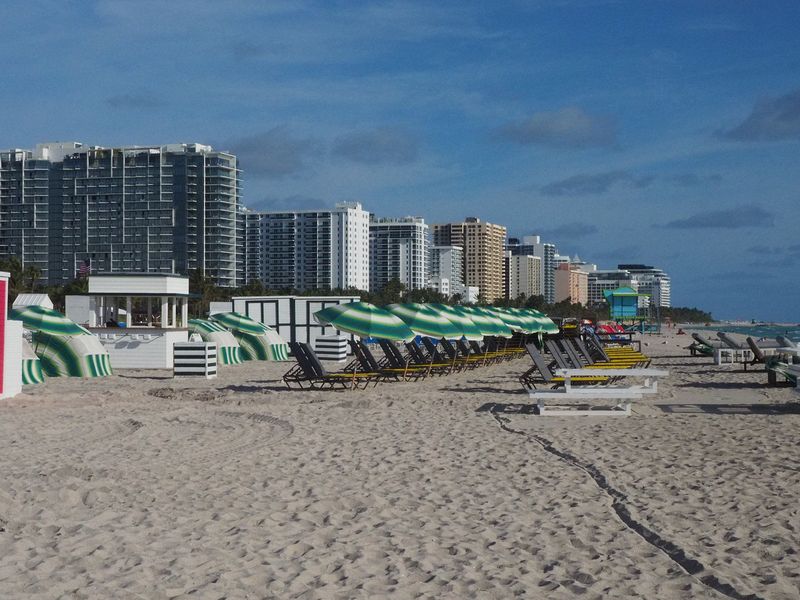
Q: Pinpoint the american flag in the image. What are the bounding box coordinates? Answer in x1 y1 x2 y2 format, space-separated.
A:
78 259 91 277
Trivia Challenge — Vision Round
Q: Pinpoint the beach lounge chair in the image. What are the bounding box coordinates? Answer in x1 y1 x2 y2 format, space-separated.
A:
571 337 646 368
354 340 429 381
586 334 650 366
717 332 747 349
283 342 376 389
519 343 611 390
687 333 721 357
745 337 769 371
404 341 453 375
523 344 668 416
440 338 483 369
421 337 455 369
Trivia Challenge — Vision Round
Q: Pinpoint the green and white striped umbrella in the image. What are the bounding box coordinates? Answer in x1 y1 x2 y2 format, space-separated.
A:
385 303 464 339
32 331 112 378
12 306 112 378
234 330 291 361
314 302 415 342
505 308 542 333
189 319 244 365
207 314 289 362
456 306 514 338
21 338 45 385
209 312 271 335
425 303 484 341
478 307 527 332
10 305 90 336
523 309 559 334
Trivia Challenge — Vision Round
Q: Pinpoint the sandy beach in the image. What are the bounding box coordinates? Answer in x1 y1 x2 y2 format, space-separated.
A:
1 330 798 599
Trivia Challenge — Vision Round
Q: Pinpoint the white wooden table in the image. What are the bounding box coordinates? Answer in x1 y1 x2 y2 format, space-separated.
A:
554 368 669 394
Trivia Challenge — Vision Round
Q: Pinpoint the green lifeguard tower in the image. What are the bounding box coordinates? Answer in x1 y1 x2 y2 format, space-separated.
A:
603 287 658 332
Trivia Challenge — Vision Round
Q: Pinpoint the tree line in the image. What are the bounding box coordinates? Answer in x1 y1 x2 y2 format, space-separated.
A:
0 260 713 324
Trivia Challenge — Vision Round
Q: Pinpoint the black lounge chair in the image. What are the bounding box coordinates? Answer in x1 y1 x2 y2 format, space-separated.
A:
405 341 452 375
355 340 429 381
283 342 376 389
544 339 576 370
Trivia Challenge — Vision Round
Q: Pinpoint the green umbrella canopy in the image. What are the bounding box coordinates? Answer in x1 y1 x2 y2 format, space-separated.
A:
457 306 514 338
385 303 464 339
314 302 415 342
10 305 91 336
188 318 229 334
426 303 484 341
479 307 527 332
209 312 272 334
523 309 559 334
506 308 543 333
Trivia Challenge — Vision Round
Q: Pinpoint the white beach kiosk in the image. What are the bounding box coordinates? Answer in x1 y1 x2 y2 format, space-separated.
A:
66 274 190 369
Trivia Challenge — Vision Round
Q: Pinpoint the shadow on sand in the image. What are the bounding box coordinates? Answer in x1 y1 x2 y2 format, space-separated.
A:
443 386 526 396
476 402 539 415
656 402 800 415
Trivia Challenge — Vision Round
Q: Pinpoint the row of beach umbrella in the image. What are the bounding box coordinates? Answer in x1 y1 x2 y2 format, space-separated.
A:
313 302 558 342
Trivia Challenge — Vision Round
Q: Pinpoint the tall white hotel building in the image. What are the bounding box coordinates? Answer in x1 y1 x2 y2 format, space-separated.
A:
368 216 428 292
256 202 370 291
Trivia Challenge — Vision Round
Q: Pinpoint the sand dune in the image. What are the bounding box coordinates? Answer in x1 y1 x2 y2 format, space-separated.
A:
1 331 798 598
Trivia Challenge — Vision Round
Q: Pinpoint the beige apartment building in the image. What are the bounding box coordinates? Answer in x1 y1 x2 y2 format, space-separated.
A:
555 262 589 305
432 217 507 301
505 254 542 300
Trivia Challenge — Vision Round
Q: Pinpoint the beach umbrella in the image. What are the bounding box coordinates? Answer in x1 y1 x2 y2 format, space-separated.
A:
31 332 113 377
188 319 244 365
479 307 527 332
209 312 290 361
524 309 559 334
425 304 484 341
11 306 112 378
21 338 45 385
313 302 415 342
9 305 90 336
385 303 464 340
209 311 271 335
457 306 514 338
506 308 543 333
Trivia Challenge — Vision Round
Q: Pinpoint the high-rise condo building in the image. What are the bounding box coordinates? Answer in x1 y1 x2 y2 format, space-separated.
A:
0 142 242 287
369 216 428 292
238 207 262 286
432 217 507 302
428 245 464 298
507 235 557 303
587 269 636 306
505 254 542 300
618 264 671 308
257 202 370 292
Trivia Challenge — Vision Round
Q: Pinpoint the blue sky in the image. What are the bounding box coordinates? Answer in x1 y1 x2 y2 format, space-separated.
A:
1 1 799 320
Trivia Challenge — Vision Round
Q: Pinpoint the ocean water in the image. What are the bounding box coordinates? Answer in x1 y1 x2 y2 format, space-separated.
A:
689 324 800 343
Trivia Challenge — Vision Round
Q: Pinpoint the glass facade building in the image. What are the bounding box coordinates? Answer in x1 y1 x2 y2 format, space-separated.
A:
0 142 241 287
